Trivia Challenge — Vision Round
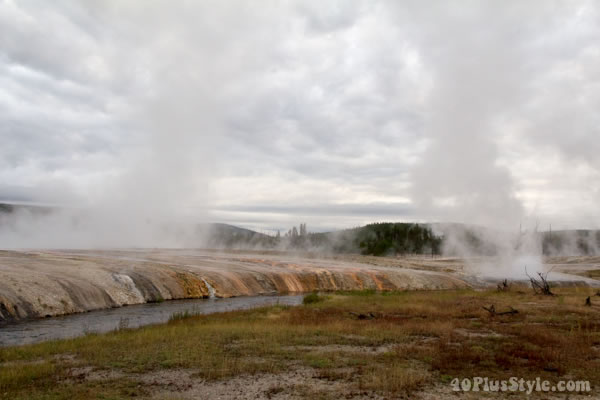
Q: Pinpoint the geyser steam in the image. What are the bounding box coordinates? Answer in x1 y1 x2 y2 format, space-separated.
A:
402 2 545 278
1 2 599 255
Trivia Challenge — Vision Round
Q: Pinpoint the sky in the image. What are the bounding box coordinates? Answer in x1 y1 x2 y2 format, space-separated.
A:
1 0 600 236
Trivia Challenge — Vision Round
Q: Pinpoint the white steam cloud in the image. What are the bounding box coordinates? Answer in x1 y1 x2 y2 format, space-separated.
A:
1 1 599 258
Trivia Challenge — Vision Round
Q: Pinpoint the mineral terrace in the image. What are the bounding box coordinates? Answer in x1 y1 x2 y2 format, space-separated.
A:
0 249 598 322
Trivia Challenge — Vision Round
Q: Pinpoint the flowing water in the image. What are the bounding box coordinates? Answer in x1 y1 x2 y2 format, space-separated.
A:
0 295 303 347
201 278 217 298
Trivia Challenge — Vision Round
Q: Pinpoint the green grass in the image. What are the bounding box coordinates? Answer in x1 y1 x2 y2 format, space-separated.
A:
1 288 599 399
0 361 56 392
302 292 325 304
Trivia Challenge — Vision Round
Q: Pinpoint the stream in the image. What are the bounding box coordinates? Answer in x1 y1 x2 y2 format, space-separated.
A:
0 295 304 347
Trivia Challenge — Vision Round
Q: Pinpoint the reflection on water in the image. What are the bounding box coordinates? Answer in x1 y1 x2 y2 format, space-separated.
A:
0 295 303 347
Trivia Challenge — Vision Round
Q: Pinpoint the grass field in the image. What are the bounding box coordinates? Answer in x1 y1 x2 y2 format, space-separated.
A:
1 286 599 399
583 269 600 279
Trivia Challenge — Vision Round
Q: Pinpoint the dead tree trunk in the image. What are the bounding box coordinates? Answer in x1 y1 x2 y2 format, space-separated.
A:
483 305 518 316
497 279 509 292
525 267 554 296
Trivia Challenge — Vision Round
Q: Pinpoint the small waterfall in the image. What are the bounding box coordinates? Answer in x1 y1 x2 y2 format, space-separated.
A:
201 278 216 299
111 273 145 303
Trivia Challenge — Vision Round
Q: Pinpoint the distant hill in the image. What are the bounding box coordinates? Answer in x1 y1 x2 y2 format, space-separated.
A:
197 223 277 248
278 223 600 257
0 202 55 215
2 201 598 256
541 229 600 256
432 223 600 256
192 222 442 255
278 222 442 256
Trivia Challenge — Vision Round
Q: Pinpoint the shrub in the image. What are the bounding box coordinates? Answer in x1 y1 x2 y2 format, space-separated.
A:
303 292 324 305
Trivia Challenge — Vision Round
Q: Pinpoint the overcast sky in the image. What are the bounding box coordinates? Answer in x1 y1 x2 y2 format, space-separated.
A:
1 0 599 233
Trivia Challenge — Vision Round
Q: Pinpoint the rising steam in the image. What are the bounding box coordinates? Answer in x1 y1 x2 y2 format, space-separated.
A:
1 1 598 260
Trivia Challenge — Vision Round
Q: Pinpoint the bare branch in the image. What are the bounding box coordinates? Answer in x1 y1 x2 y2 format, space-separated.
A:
483 304 519 316
525 266 554 296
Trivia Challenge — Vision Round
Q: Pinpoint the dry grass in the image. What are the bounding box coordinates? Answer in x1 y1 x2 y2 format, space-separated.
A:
583 269 600 279
1 287 599 399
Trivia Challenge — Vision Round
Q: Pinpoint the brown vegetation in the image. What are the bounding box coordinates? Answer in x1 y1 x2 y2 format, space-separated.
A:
1 287 599 399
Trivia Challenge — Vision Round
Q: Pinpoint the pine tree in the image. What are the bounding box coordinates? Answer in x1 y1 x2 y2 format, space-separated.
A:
300 223 307 237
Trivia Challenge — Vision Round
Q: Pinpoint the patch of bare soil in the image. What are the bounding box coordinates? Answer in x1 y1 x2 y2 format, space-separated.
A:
86 366 388 400
69 366 126 382
453 328 506 339
415 382 595 399
281 344 398 355
60 347 597 400
69 365 596 400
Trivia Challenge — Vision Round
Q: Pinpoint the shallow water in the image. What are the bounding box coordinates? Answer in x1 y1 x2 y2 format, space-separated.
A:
0 295 303 347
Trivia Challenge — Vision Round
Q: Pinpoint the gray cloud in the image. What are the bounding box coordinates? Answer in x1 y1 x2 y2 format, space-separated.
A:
215 202 413 217
1 0 599 246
